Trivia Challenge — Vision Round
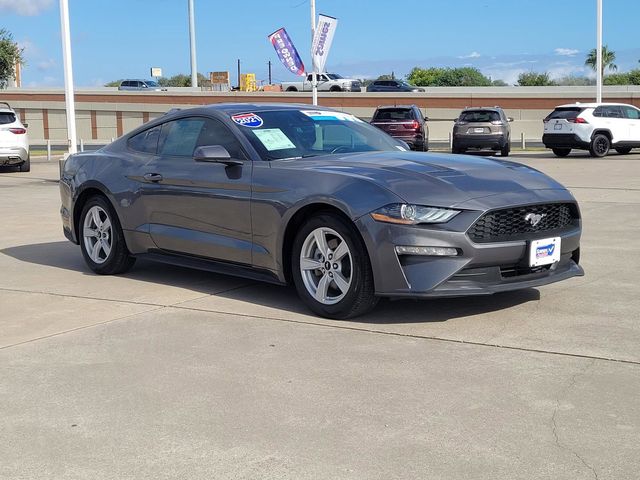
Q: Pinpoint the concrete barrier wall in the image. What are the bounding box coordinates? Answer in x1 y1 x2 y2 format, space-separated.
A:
3 86 640 145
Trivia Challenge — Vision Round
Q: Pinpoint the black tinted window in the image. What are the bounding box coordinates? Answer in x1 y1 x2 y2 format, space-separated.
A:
0 112 16 124
373 108 414 120
197 118 246 159
624 106 640 120
459 111 500 122
604 106 624 118
159 118 206 156
547 107 584 120
128 125 162 154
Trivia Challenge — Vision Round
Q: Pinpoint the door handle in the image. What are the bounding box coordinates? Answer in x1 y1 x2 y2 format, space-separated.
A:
143 173 163 182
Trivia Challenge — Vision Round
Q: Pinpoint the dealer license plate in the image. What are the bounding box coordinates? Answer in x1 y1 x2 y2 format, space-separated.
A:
529 237 561 267
474 127 484 133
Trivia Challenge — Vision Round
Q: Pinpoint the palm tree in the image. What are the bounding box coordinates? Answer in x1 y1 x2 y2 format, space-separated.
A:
585 45 618 77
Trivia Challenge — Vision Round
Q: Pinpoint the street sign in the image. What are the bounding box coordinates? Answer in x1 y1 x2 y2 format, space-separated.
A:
150 67 162 78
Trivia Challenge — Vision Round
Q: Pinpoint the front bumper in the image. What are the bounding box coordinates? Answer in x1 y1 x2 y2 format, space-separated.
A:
0 147 28 165
454 133 507 150
355 210 583 298
542 133 590 150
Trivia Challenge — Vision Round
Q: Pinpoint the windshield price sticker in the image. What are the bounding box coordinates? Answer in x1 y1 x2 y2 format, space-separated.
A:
231 113 264 128
253 128 296 151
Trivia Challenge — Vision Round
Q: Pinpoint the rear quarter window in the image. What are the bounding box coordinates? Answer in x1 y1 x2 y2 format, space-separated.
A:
0 112 17 124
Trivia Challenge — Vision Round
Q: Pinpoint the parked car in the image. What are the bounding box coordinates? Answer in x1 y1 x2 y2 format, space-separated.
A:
367 80 424 93
0 102 30 172
60 103 583 319
452 107 512 156
118 79 166 91
542 103 640 157
370 105 429 151
282 73 361 92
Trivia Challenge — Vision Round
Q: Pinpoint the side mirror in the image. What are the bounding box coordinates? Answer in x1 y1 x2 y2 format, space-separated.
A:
507 117 514 122
194 145 242 166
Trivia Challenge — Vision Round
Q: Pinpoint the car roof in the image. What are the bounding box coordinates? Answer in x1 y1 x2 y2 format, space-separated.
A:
200 103 338 115
374 105 416 110
554 102 633 108
461 106 503 112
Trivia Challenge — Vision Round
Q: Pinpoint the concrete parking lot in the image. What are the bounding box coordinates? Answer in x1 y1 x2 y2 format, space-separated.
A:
1 151 639 479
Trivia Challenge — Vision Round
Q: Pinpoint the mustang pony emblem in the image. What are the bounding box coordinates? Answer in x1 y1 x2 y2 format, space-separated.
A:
525 212 546 227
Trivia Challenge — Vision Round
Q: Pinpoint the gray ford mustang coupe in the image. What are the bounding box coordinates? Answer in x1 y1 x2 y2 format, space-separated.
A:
60 103 583 318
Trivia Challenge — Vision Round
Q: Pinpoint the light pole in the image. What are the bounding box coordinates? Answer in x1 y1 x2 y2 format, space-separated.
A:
596 0 603 103
59 0 77 154
188 0 198 88
310 0 318 106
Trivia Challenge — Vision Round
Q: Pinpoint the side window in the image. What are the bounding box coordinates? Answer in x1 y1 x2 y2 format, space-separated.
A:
196 118 246 159
593 107 603 117
158 118 206 157
127 125 162 154
623 106 640 120
121 81 130 87
307 74 313 82
604 106 624 118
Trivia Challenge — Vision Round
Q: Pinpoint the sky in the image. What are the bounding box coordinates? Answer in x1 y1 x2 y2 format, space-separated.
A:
3 0 640 87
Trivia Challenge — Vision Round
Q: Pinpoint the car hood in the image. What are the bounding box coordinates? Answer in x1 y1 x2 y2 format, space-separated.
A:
279 151 570 208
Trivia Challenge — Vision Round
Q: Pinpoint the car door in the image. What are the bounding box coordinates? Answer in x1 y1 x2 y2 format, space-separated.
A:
602 106 627 142
622 105 640 143
140 116 253 264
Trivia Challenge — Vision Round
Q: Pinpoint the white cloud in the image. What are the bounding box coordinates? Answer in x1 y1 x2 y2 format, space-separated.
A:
554 48 580 57
458 51 481 59
37 58 56 72
0 0 53 16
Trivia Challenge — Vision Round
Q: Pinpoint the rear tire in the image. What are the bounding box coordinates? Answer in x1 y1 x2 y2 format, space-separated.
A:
615 147 632 155
286 87 298 92
79 195 136 275
500 143 510 157
590 133 610 158
451 144 465 154
329 86 342 92
292 213 378 319
19 155 30 172
552 148 571 157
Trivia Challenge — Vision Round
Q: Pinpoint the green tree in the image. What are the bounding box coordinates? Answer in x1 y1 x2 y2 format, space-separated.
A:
585 45 617 77
517 72 556 86
555 75 595 86
0 29 24 88
106 73 211 88
407 67 491 87
491 79 508 86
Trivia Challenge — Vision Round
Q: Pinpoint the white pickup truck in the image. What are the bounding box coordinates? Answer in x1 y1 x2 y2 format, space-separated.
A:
281 73 362 92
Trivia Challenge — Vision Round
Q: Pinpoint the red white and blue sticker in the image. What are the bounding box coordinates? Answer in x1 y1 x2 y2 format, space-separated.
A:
231 113 264 128
529 237 561 267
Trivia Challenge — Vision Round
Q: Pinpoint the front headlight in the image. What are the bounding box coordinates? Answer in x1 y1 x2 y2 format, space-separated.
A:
370 204 461 225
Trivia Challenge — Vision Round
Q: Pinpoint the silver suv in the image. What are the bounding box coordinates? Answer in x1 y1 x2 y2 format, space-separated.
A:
452 107 513 156
118 79 165 91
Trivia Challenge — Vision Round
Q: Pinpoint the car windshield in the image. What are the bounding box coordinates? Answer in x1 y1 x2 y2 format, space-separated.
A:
146 81 159 87
233 109 405 160
0 112 16 124
459 111 500 122
326 74 343 80
373 108 414 121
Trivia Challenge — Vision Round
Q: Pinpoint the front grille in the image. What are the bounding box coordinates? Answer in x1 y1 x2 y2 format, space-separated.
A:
468 203 577 243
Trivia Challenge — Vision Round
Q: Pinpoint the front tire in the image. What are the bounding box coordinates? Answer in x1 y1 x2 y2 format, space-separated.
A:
590 133 610 158
286 86 298 92
292 213 378 319
79 196 136 275
329 86 342 92
615 147 632 155
552 148 571 157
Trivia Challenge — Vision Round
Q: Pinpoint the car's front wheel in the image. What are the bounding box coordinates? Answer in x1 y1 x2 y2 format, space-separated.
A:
292 213 377 319
552 148 571 157
79 196 136 275
590 133 610 157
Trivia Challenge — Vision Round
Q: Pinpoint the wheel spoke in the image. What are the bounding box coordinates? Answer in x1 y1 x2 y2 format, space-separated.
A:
300 258 323 271
332 272 350 293
333 240 349 261
91 208 102 228
101 216 111 233
83 227 98 238
314 275 330 303
313 229 329 257
90 240 102 262
101 239 111 258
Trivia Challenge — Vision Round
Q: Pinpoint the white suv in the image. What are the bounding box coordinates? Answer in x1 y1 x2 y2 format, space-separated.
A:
0 102 30 172
542 102 640 157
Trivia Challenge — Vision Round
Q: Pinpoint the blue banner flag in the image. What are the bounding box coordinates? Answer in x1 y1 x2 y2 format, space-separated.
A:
268 28 305 76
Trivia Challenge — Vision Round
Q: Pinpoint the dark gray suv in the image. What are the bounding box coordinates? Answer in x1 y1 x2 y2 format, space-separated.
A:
452 107 513 156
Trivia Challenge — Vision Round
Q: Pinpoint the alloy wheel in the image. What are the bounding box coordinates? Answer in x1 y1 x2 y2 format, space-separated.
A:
83 205 113 264
299 227 353 305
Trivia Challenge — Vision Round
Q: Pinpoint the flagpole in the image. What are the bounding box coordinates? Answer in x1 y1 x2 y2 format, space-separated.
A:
310 0 318 106
596 0 603 103
59 0 77 154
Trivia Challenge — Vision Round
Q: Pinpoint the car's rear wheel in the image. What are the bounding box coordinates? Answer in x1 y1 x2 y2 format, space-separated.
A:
552 148 571 157
615 147 632 155
79 196 136 275
451 143 465 154
292 213 377 319
329 86 342 92
501 143 510 157
286 86 298 92
19 155 30 172
590 134 610 157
